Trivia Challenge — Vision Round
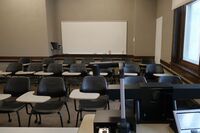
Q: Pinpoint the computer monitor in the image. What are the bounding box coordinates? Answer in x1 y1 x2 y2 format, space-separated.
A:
174 109 200 133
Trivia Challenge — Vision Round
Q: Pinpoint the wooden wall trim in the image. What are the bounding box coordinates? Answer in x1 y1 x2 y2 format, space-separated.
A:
160 59 200 83
0 54 154 62
0 56 48 62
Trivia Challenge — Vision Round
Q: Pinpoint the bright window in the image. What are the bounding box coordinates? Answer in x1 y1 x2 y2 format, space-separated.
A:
183 0 200 65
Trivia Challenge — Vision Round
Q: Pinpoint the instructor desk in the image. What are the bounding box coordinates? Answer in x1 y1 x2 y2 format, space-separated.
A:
107 83 200 123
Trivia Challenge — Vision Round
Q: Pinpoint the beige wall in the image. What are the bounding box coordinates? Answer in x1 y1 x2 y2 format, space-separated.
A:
55 0 136 55
46 0 57 55
0 0 157 57
0 0 49 56
134 0 157 56
156 0 174 63
55 0 156 56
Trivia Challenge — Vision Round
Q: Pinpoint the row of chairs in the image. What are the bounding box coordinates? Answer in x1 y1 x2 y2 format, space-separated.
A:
0 77 70 127
18 57 135 65
2 61 164 77
1 74 190 127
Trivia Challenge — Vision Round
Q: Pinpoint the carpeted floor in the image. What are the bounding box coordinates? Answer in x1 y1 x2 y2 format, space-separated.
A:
0 84 120 127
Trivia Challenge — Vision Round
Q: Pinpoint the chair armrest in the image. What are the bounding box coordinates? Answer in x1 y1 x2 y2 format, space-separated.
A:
22 63 31 66
69 89 100 100
15 71 35 75
0 94 11 100
16 91 51 103
0 71 12 75
124 73 138 76
153 73 171 77
62 72 81 76
89 71 108 76
34 71 54 76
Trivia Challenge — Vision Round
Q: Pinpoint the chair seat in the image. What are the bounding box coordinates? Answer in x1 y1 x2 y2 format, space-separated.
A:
32 101 63 114
79 95 109 111
0 100 25 113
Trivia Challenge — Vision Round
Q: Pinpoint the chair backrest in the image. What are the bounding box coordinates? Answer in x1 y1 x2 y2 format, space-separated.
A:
124 76 146 85
63 57 76 65
145 64 164 74
101 58 112 62
37 77 66 97
159 75 182 84
69 63 86 72
80 76 107 95
27 63 43 72
4 77 30 97
18 57 31 64
124 57 133 64
124 63 140 74
82 58 94 64
141 58 155 64
47 63 63 75
42 58 55 66
6 63 22 74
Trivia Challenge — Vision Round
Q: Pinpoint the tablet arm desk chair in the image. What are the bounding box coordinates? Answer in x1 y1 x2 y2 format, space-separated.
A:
63 57 76 71
145 64 164 82
47 63 63 77
42 58 55 72
6 63 22 76
73 76 109 127
28 77 70 127
140 58 155 74
18 57 31 71
68 63 88 86
124 63 140 76
0 77 30 126
124 76 147 113
27 63 43 85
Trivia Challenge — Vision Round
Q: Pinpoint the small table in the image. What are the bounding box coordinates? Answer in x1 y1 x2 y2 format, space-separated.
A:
16 91 51 103
0 94 11 100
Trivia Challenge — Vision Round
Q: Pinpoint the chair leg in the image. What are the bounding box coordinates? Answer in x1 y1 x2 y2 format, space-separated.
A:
16 111 21 127
65 102 71 123
38 114 42 124
75 111 80 127
58 112 63 127
107 101 110 110
80 111 83 121
28 114 32 127
34 114 38 123
8 113 12 122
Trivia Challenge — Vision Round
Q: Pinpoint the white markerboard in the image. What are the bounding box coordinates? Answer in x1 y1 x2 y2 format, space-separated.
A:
61 21 127 54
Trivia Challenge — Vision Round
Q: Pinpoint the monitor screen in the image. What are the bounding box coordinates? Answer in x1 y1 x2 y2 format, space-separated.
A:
174 110 200 133
177 112 200 130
